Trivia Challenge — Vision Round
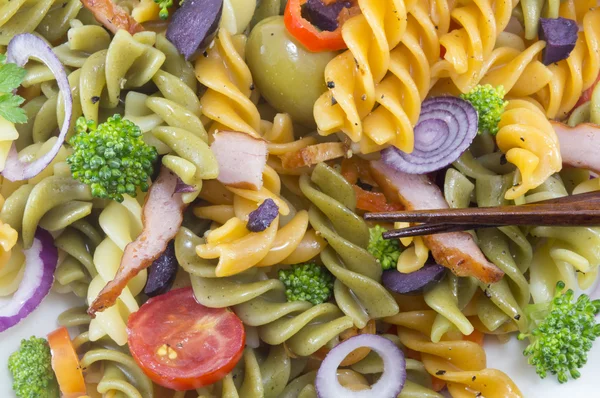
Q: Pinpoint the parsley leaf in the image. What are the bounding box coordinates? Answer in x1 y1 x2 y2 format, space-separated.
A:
0 94 26 124
0 63 26 93
0 54 27 124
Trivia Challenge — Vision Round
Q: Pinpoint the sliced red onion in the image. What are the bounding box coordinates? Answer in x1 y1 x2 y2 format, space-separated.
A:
3 33 72 181
144 240 178 297
381 97 478 174
247 198 279 232
382 264 446 295
175 177 196 193
316 334 406 398
0 228 58 332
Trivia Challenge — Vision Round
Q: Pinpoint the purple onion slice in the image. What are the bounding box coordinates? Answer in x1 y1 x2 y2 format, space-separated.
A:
174 178 196 193
247 198 279 232
381 96 478 175
144 240 178 297
0 228 58 332
382 264 446 295
316 334 406 398
4 34 72 181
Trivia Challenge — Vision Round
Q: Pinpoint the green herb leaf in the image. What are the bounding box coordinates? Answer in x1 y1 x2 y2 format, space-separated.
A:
0 63 27 93
0 93 27 124
0 54 28 124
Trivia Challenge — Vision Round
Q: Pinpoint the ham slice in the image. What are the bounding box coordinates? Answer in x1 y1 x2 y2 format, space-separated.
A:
88 167 185 316
370 160 504 284
211 131 268 190
81 0 144 35
552 121 600 174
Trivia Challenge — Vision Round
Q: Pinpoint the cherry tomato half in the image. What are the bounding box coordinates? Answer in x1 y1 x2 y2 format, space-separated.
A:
127 287 245 391
47 327 86 398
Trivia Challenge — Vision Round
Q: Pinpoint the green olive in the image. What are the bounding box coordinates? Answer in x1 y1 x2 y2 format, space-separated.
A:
246 16 337 127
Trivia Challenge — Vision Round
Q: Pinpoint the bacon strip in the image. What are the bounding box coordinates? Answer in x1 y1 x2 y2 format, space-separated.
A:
81 0 144 35
370 160 504 284
211 131 268 190
88 167 185 316
552 121 600 174
280 142 348 169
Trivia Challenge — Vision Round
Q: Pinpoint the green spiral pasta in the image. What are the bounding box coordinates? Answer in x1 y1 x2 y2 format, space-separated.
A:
299 163 399 328
526 176 600 300
176 226 355 357
0 0 82 46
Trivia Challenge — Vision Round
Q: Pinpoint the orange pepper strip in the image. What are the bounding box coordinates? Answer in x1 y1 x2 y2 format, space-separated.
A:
48 327 87 398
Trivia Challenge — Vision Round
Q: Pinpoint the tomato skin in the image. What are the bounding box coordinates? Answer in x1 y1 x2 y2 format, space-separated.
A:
127 287 245 391
573 72 600 112
47 327 87 398
284 0 353 52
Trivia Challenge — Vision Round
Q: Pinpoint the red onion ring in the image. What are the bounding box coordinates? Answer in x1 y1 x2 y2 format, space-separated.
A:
175 177 196 193
381 97 478 174
0 228 58 332
315 334 406 398
3 33 72 181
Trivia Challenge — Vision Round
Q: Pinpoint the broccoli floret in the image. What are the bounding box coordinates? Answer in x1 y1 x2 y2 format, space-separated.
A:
460 84 508 135
368 225 401 270
278 263 334 305
8 336 59 398
518 281 600 383
154 0 186 19
154 0 174 19
67 115 157 203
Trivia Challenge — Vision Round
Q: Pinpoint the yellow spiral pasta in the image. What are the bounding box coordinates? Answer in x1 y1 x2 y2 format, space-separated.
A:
432 0 516 93
195 166 326 277
195 29 261 137
0 211 19 296
388 311 523 397
87 196 147 346
314 0 420 153
533 7 600 119
496 99 561 200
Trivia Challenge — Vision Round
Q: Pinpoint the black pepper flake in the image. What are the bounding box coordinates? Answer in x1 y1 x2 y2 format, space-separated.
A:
327 81 335 89
203 51 208 57
361 94 366 101
435 25 438 30
472 376 476 381
514 314 521 320
331 96 338 105
249 83 255 90
520 137 525 142
62 2 67 7
484 290 492 298
436 370 447 376
476 393 482 397
500 154 507 165
91 96 100 104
